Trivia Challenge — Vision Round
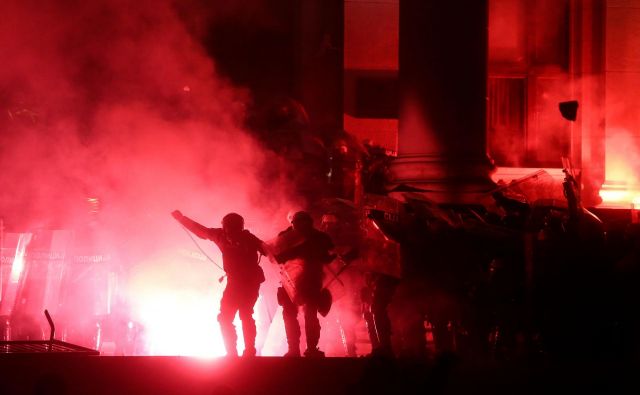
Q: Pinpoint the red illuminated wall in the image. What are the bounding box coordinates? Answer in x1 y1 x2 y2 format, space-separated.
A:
343 0 398 152
344 0 640 205
602 0 640 205
488 0 574 169
487 0 609 207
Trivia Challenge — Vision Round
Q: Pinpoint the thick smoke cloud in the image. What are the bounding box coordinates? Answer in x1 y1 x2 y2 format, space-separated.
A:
0 0 299 355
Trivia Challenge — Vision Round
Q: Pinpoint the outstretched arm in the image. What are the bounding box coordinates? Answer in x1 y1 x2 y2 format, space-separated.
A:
257 241 269 257
171 210 213 240
275 244 304 264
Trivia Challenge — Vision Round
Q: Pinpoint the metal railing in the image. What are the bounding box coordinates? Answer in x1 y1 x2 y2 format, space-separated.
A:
0 310 100 355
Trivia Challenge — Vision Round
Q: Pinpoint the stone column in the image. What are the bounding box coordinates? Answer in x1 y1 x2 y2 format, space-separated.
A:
390 0 494 203
571 0 605 207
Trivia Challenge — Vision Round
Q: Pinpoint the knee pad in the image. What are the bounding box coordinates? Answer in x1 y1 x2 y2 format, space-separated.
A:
217 312 233 325
238 308 254 321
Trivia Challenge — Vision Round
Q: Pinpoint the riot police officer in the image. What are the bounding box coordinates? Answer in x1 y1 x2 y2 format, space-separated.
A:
171 210 266 357
274 211 335 357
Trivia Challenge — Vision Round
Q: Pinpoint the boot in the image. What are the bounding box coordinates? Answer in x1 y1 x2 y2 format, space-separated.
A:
284 347 301 357
242 346 256 357
304 347 325 358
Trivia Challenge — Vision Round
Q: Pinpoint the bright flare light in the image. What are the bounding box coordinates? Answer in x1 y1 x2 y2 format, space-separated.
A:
10 233 32 283
599 181 640 207
599 131 640 206
128 250 240 357
135 290 226 357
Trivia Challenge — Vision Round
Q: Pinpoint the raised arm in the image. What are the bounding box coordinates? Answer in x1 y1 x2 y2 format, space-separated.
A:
275 244 304 264
257 240 268 257
171 210 215 240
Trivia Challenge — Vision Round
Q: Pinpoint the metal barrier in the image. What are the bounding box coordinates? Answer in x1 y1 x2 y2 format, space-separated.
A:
0 310 100 355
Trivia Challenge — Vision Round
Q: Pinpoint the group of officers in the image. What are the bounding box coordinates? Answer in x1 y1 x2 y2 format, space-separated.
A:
171 209 369 358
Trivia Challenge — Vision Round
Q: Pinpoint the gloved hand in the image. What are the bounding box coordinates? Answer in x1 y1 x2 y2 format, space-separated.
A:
171 210 183 221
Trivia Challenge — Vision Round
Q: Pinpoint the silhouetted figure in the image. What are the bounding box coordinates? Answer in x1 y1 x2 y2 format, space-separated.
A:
328 138 358 200
487 191 529 359
362 272 399 357
247 96 330 203
361 140 392 195
171 211 266 357
274 211 335 357
319 212 362 356
358 209 402 357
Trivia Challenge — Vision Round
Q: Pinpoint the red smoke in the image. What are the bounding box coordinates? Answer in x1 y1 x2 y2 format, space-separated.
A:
0 0 300 356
